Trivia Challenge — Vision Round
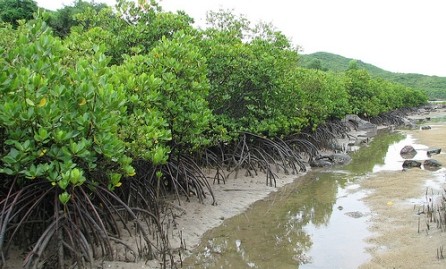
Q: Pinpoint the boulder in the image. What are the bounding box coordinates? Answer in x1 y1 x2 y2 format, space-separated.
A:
423 159 442 170
400 145 417 156
401 153 417 159
347 141 356 147
402 160 422 168
427 148 441 157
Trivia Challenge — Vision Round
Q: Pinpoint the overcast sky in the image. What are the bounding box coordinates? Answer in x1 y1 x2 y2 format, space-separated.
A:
36 0 446 77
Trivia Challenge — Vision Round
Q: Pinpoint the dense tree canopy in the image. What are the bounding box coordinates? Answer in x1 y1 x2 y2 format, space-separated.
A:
0 0 428 202
46 0 108 37
0 1 428 267
0 0 37 27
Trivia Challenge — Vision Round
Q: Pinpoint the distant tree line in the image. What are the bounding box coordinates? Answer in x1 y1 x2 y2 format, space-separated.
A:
300 51 446 100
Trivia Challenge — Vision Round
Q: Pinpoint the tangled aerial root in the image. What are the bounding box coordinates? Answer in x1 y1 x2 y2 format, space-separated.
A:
0 176 171 269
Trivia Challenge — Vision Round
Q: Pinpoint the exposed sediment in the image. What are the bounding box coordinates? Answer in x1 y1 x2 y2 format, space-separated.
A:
101 105 446 268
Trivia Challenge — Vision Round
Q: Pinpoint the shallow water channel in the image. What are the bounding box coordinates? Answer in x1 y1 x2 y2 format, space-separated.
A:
182 131 430 269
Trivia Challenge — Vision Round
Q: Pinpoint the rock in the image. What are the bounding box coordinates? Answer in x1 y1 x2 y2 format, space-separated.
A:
345 211 365 218
427 147 441 157
402 118 418 129
423 159 442 170
402 160 422 168
400 145 417 156
421 125 432 130
330 142 346 153
309 159 333 167
330 153 352 165
313 153 352 167
343 114 377 137
401 152 417 159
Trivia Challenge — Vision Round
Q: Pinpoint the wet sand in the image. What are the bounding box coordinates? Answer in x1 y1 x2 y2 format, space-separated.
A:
360 121 446 268
102 170 303 268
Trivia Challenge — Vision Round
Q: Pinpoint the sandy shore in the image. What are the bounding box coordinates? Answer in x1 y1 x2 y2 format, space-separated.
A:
360 111 446 268
103 170 305 268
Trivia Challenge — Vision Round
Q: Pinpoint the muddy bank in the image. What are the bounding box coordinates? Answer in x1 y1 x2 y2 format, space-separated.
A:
99 170 302 268
101 107 445 268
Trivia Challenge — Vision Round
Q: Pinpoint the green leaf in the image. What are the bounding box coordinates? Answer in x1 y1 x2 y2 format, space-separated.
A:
25 98 35 106
58 179 69 190
123 165 135 177
2 148 20 165
152 147 166 165
109 173 122 187
69 168 84 185
34 128 49 142
58 191 71 205
0 168 15 175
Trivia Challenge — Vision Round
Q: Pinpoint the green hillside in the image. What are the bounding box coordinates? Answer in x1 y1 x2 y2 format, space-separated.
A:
299 52 446 100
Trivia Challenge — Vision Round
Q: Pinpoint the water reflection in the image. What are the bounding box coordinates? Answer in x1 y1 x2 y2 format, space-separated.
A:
344 132 404 174
300 177 376 266
372 134 426 172
183 174 337 269
182 131 406 269
427 115 446 123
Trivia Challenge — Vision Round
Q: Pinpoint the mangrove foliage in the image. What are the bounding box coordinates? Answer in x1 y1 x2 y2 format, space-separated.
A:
0 0 428 268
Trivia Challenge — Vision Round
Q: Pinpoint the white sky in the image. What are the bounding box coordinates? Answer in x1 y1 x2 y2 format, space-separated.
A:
36 0 446 77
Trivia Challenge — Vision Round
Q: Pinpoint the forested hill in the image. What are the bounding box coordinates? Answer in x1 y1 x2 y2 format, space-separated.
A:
299 52 446 100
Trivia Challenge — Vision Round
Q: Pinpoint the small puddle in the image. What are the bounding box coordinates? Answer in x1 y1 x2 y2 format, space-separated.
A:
182 132 416 268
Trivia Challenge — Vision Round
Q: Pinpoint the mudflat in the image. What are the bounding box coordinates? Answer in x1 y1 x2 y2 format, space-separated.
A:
360 122 446 268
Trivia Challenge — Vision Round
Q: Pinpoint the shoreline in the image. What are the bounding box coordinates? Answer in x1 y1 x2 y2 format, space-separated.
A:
99 106 445 268
360 109 446 268
103 166 305 268
165 106 446 268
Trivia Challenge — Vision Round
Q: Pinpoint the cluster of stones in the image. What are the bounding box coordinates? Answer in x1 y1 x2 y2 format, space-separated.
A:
400 144 442 171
